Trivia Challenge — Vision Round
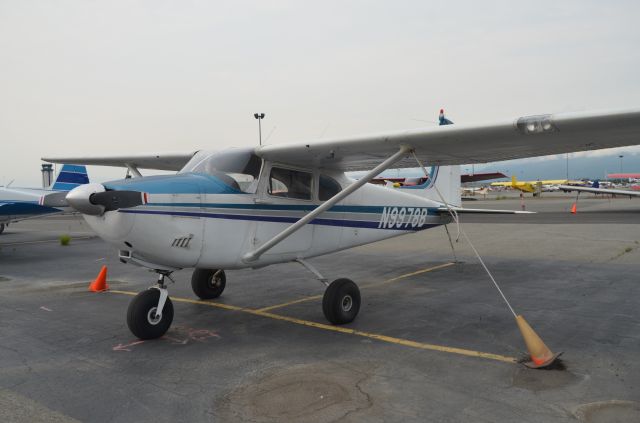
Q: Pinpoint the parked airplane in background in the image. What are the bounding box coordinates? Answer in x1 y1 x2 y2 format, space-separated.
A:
44 108 640 342
0 164 89 234
560 179 640 198
491 175 581 194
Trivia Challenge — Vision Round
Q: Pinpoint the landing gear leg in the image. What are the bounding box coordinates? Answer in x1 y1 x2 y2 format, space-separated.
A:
296 259 361 325
126 272 174 340
0 223 5 235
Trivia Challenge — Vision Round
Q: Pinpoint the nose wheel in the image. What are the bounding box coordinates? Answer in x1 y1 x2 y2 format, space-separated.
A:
127 272 174 340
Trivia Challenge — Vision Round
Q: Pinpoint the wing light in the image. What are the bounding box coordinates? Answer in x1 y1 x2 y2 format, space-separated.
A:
516 114 557 135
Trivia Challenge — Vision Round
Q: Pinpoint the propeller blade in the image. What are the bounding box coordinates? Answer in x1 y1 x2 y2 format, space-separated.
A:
90 190 145 212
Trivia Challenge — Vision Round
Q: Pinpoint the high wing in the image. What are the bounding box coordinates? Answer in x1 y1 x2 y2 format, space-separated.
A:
41 109 640 173
256 109 640 171
42 152 198 172
559 185 640 198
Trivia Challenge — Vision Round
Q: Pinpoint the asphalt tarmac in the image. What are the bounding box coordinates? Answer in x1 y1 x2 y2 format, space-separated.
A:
0 194 639 422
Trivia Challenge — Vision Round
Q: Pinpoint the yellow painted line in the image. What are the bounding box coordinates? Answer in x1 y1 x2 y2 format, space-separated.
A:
250 309 516 363
369 262 456 286
109 288 516 364
255 262 456 312
110 289 248 312
256 294 323 312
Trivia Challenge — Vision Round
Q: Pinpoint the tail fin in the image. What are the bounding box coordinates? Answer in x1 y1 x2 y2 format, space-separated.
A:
592 180 600 188
399 166 461 207
51 164 89 191
439 109 454 126
398 109 461 206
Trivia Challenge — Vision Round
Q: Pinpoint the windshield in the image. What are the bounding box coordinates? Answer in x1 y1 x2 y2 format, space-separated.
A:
181 148 262 193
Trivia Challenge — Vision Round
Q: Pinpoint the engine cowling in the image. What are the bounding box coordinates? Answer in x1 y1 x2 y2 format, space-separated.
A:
66 183 107 215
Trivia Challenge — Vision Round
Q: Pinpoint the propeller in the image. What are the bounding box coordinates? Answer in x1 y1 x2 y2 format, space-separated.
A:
66 183 146 215
90 190 146 212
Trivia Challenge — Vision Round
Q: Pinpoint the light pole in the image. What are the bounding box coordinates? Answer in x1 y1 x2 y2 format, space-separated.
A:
566 153 569 180
619 154 624 174
254 113 265 146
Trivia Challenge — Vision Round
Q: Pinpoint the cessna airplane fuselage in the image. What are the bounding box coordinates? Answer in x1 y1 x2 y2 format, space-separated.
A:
77 151 455 270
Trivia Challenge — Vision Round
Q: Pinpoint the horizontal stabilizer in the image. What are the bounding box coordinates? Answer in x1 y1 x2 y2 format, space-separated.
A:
437 207 534 214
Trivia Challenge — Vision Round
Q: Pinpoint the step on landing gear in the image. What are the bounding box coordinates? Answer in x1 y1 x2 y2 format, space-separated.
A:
296 259 361 325
127 271 174 340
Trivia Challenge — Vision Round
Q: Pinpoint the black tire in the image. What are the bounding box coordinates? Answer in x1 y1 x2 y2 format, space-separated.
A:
0 223 4 235
191 269 226 299
322 278 361 325
126 289 174 340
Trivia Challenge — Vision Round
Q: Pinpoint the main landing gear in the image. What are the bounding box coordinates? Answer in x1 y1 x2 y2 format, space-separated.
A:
322 278 361 324
191 269 226 299
297 259 361 325
125 263 359 340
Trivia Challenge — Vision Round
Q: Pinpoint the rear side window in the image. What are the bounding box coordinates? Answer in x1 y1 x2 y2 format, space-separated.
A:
319 175 342 201
268 167 312 200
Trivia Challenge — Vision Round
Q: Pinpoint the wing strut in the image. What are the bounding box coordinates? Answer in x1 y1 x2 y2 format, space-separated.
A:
242 145 412 263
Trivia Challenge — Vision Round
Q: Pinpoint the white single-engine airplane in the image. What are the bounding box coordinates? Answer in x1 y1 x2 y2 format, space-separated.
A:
44 109 640 340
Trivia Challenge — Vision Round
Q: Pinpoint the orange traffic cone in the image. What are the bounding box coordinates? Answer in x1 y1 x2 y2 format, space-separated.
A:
570 203 577 214
88 265 109 292
515 315 561 368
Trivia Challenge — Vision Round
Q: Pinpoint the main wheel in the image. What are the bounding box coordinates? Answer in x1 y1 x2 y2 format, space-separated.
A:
191 269 226 299
322 278 361 325
127 289 174 340
0 223 5 235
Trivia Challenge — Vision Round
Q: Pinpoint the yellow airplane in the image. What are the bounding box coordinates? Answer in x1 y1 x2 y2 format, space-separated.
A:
491 176 575 193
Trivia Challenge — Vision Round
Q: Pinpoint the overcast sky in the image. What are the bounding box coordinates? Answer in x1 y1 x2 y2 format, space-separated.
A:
1 0 640 185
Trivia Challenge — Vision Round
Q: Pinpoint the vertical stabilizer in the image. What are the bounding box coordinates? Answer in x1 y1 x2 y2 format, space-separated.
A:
51 165 89 191
400 109 461 206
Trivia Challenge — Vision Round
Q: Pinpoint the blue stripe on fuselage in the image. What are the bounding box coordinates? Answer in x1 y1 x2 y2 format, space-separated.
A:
146 202 441 215
118 208 440 231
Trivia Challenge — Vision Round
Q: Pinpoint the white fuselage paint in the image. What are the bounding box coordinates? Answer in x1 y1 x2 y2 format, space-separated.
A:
83 170 449 270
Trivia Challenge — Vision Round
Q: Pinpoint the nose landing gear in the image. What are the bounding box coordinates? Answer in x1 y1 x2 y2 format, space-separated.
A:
127 272 174 340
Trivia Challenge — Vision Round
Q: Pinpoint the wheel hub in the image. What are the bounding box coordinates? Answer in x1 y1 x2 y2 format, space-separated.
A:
147 307 161 325
341 295 353 312
208 276 221 289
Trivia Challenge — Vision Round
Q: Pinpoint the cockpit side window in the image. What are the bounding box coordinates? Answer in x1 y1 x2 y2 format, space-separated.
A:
319 174 342 201
268 167 312 200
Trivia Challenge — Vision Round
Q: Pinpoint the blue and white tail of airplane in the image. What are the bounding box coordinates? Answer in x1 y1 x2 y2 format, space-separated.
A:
397 109 461 207
51 164 89 191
